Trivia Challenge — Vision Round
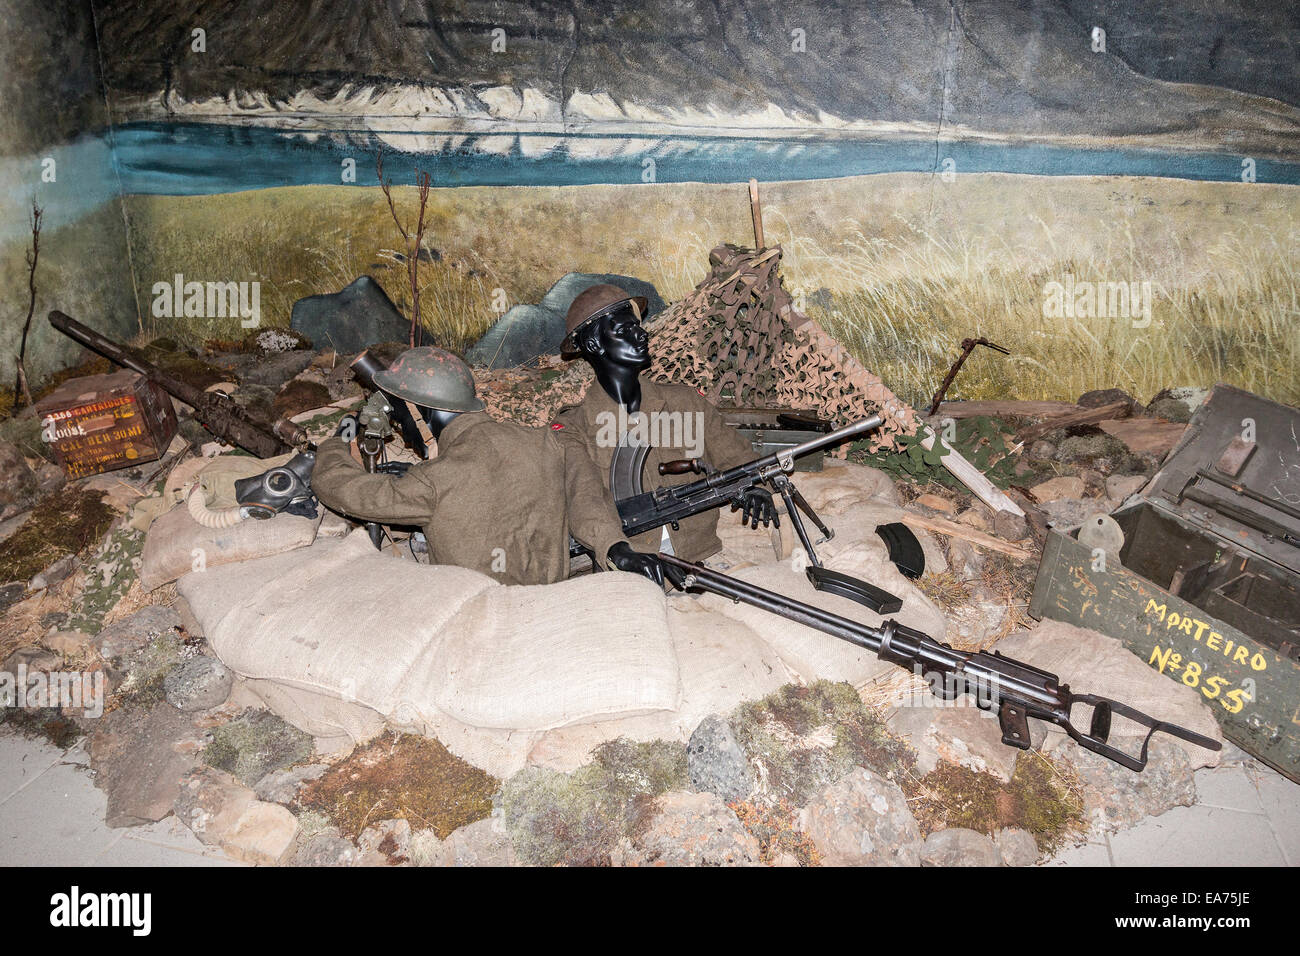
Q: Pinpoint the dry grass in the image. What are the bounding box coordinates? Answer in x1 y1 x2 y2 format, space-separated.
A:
107 172 1297 409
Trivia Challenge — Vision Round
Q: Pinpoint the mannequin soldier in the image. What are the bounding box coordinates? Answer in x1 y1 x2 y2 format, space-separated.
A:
551 284 776 563
312 346 664 587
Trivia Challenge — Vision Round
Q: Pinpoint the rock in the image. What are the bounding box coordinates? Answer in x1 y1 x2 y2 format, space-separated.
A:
1027 440 1057 461
0 581 26 614
290 276 411 355
202 709 315 785
1078 388 1139 411
0 440 38 514
358 818 412 865
1077 468 1107 497
687 715 755 803
1105 474 1146 502
163 656 234 712
914 493 958 515
465 272 666 368
222 801 299 865
174 766 297 864
887 706 1019 782
271 378 333 419
945 537 984 576
617 791 761 867
45 629 95 656
294 827 365 866
90 704 201 827
994 827 1040 866
428 816 518 867
254 763 328 804
34 462 66 496
29 554 78 591
1061 737 1196 832
94 605 183 660
994 509 1028 541
919 828 1003 866
799 767 921 866
4 645 60 676
1031 476 1085 502
1147 387 1208 424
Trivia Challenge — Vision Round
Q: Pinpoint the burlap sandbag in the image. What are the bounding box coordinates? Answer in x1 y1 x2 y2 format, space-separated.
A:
139 501 320 592
525 598 797 771
178 529 681 736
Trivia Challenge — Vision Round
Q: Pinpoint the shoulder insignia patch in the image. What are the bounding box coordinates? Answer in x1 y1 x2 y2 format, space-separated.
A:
696 388 707 397
550 422 565 430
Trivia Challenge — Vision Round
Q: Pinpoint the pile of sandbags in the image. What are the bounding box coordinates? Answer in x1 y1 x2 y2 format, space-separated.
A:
173 461 953 777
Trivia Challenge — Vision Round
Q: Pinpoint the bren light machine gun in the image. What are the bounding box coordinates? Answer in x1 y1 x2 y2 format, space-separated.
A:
659 554 1222 772
610 414 906 613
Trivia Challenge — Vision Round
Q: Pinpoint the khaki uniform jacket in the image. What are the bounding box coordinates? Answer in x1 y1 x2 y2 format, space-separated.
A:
552 378 755 562
311 411 627 586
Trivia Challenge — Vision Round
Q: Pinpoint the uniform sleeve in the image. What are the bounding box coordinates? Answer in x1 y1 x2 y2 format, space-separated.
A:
310 437 437 525
561 440 629 568
699 392 756 471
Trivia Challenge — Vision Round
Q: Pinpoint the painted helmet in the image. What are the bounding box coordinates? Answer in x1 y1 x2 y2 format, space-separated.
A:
371 346 485 413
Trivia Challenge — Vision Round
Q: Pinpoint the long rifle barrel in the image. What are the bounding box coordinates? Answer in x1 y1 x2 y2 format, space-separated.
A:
703 413 883 489
659 553 1222 771
48 310 306 457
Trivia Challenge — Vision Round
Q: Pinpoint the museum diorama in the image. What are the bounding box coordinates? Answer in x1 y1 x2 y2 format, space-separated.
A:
0 1 1296 871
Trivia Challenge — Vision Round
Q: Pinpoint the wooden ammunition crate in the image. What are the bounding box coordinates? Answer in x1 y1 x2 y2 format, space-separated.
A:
1030 384 1300 782
37 370 177 479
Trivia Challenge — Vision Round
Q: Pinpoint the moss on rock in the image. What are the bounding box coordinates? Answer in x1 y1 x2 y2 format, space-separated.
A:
202 708 314 786
0 486 116 584
729 681 915 807
295 732 497 841
500 737 688 866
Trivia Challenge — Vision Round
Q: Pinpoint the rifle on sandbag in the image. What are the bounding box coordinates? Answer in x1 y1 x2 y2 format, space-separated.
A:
659 553 1222 772
613 413 904 613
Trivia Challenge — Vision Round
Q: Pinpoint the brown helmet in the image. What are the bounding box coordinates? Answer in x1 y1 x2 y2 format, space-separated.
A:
561 284 648 354
371 346 485 412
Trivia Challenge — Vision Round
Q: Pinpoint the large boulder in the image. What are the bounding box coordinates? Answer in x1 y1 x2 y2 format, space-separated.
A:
290 276 411 354
465 272 665 368
799 766 921 866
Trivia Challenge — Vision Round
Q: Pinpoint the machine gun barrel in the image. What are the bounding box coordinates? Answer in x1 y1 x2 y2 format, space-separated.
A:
49 310 308 458
617 414 882 537
659 554 1222 772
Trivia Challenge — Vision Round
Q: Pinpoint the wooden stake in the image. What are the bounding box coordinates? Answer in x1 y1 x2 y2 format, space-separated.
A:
898 510 1035 560
748 178 765 250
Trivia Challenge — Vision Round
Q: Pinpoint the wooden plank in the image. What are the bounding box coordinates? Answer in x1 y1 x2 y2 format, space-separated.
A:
919 433 1026 518
1099 418 1188 457
931 400 1078 420
898 510 1034 559
1014 400 1132 443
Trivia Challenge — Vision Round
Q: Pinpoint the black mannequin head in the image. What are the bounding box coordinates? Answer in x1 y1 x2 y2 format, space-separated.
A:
420 405 462 440
572 302 651 412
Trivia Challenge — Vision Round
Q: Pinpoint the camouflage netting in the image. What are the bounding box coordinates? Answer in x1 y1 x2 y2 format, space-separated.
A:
474 244 916 451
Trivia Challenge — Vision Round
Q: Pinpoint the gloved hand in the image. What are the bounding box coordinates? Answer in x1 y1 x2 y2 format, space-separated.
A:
732 487 778 529
606 541 665 587
359 391 394 440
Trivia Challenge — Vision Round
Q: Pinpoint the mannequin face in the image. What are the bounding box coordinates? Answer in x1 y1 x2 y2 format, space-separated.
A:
588 304 650 370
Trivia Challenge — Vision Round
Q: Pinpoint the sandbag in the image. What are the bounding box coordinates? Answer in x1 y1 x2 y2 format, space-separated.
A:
178 529 681 737
413 572 678 730
524 598 796 772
